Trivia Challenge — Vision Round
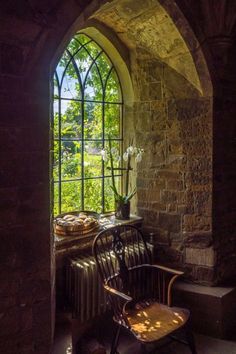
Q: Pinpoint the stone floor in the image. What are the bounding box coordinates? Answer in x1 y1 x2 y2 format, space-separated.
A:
52 315 236 354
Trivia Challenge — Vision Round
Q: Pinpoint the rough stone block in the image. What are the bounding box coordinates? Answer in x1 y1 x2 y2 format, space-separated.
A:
183 231 213 248
159 212 181 233
183 214 211 232
185 246 215 267
161 190 178 203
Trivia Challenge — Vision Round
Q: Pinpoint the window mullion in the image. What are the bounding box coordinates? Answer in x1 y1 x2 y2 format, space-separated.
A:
58 86 62 215
102 86 105 213
81 91 85 210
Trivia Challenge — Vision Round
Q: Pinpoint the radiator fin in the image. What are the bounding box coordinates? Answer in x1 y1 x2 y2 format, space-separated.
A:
66 243 153 323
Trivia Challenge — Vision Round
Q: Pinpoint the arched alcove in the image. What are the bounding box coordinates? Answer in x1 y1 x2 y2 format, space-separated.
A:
0 1 222 352
61 0 213 283
35 0 214 349
47 0 214 293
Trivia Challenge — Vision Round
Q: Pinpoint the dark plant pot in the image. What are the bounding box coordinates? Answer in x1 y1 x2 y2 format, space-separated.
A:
115 200 130 220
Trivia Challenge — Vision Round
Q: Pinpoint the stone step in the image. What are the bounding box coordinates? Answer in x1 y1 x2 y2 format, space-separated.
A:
173 281 236 339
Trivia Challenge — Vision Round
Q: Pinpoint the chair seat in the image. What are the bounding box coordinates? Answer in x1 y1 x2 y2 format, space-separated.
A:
125 301 190 343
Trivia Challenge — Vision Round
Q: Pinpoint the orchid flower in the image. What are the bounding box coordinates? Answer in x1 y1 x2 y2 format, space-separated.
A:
101 149 108 161
127 146 134 155
100 138 144 205
123 152 129 161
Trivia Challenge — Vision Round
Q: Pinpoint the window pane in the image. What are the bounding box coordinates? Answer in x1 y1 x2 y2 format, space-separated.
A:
54 182 59 216
105 69 121 102
84 102 102 140
61 181 81 213
60 61 81 100
66 36 90 56
84 141 102 178
104 103 121 139
104 177 115 212
53 140 59 181
84 40 102 61
84 63 103 101
74 33 91 46
96 52 112 87
84 179 102 212
60 100 82 139
104 140 122 177
54 74 59 99
55 51 70 86
53 99 59 138
74 47 93 84
61 141 81 180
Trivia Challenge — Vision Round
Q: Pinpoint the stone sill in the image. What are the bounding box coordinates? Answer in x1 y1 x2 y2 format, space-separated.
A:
55 213 143 254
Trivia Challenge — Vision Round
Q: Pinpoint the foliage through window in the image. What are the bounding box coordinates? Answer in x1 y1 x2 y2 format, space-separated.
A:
53 33 123 215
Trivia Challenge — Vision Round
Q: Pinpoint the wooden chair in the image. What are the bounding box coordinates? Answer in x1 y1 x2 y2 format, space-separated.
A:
92 224 197 354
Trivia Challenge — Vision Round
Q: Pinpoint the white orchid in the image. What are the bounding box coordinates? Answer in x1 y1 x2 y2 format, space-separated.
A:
135 152 143 163
127 145 134 155
101 149 108 161
100 139 144 207
123 151 129 161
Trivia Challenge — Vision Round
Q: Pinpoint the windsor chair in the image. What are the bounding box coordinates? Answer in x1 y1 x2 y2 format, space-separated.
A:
92 224 196 354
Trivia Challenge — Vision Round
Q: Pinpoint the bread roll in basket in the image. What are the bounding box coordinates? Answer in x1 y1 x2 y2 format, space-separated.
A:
54 211 100 236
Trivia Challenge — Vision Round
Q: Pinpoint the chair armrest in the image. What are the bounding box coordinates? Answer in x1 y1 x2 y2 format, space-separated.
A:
104 284 133 302
151 264 184 276
104 284 132 327
142 264 183 306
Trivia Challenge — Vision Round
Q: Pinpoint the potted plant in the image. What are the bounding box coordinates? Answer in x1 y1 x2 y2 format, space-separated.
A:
101 138 144 219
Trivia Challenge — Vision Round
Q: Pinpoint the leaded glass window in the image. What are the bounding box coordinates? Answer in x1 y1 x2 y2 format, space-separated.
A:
53 33 123 215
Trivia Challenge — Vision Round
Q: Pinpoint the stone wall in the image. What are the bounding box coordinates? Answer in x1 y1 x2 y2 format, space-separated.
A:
123 48 213 283
173 0 236 286
0 74 53 352
0 1 95 353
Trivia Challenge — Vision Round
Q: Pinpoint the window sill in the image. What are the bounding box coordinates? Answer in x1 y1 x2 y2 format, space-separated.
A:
55 213 143 254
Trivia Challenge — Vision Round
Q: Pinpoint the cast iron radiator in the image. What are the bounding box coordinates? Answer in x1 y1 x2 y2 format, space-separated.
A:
66 243 153 323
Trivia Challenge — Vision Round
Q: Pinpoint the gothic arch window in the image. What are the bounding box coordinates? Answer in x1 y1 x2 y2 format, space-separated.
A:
53 33 123 215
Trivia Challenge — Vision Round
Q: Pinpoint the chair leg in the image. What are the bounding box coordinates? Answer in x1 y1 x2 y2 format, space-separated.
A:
185 323 197 354
110 324 121 354
140 343 147 354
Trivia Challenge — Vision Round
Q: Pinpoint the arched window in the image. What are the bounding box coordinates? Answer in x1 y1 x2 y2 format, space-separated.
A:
53 33 123 215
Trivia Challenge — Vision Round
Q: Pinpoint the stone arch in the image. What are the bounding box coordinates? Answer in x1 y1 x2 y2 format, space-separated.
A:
42 0 214 284
26 0 214 343
4 1 236 352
